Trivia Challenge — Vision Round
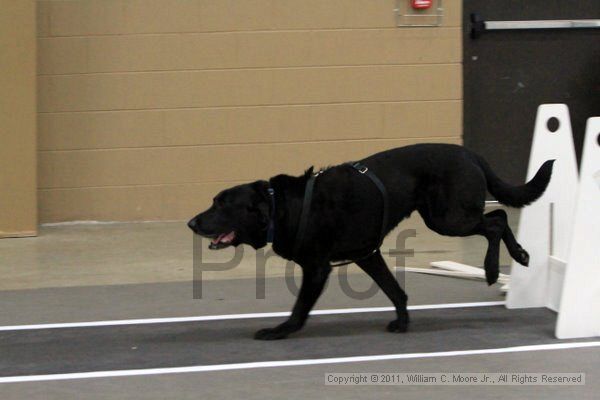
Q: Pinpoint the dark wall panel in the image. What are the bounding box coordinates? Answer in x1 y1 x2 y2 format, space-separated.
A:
463 0 600 183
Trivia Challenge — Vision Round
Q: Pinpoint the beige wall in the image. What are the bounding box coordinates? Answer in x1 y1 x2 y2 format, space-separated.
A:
0 1 37 237
37 0 462 222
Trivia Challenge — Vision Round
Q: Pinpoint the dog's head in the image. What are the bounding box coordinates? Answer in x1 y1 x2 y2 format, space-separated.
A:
187 180 271 250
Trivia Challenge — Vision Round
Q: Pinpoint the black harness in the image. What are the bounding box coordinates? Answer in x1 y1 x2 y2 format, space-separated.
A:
266 187 276 243
267 162 389 266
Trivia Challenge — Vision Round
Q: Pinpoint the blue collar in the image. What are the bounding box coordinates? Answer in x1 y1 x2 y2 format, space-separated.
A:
266 187 276 243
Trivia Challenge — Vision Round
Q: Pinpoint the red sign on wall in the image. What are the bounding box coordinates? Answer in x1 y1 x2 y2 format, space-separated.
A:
411 0 432 9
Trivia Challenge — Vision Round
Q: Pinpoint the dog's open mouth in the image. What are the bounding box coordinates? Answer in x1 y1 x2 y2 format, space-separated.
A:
208 231 236 250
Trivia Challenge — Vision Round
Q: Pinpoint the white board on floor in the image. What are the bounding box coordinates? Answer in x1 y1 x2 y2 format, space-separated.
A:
556 117 600 339
506 104 579 310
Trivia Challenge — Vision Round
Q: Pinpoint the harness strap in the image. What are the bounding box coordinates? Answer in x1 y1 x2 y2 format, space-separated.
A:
292 173 317 258
350 162 389 249
292 163 389 264
266 187 276 243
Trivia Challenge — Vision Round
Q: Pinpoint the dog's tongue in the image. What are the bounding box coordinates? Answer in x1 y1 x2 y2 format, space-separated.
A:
212 231 235 244
211 233 226 245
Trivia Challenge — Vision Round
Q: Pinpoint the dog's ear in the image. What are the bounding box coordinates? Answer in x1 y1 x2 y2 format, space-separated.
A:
251 180 270 197
250 180 270 224
257 200 269 227
252 181 269 211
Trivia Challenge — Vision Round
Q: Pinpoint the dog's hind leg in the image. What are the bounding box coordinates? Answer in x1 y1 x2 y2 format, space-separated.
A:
421 209 515 286
254 264 331 340
476 211 510 285
484 209 529 266
356 251 409 333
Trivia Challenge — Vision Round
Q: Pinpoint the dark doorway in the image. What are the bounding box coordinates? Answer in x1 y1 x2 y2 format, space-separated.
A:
463 0 600 183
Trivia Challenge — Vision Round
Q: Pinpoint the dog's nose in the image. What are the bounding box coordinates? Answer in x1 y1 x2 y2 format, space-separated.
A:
187 218 197 231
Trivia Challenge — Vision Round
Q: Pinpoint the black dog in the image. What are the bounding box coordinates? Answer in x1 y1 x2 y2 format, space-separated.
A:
188 143 553 340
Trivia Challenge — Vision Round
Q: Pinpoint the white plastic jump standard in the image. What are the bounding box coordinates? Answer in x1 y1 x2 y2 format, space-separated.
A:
506 104 579 311
555 117 600 339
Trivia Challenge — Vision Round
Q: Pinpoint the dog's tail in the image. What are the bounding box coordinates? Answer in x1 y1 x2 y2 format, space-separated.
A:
476 156 554 208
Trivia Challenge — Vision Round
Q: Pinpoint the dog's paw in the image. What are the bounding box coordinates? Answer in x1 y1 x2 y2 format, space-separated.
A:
515 248 529 267
387 318 409 333
485 268 499 286
254 327 290 340
509 245 529 267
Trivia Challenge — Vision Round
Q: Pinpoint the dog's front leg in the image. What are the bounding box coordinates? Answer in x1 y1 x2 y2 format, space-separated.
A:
254 263 331 340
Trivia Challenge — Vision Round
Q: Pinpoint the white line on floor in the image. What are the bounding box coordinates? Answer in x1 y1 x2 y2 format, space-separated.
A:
0 301 504 332
1 341 598 383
